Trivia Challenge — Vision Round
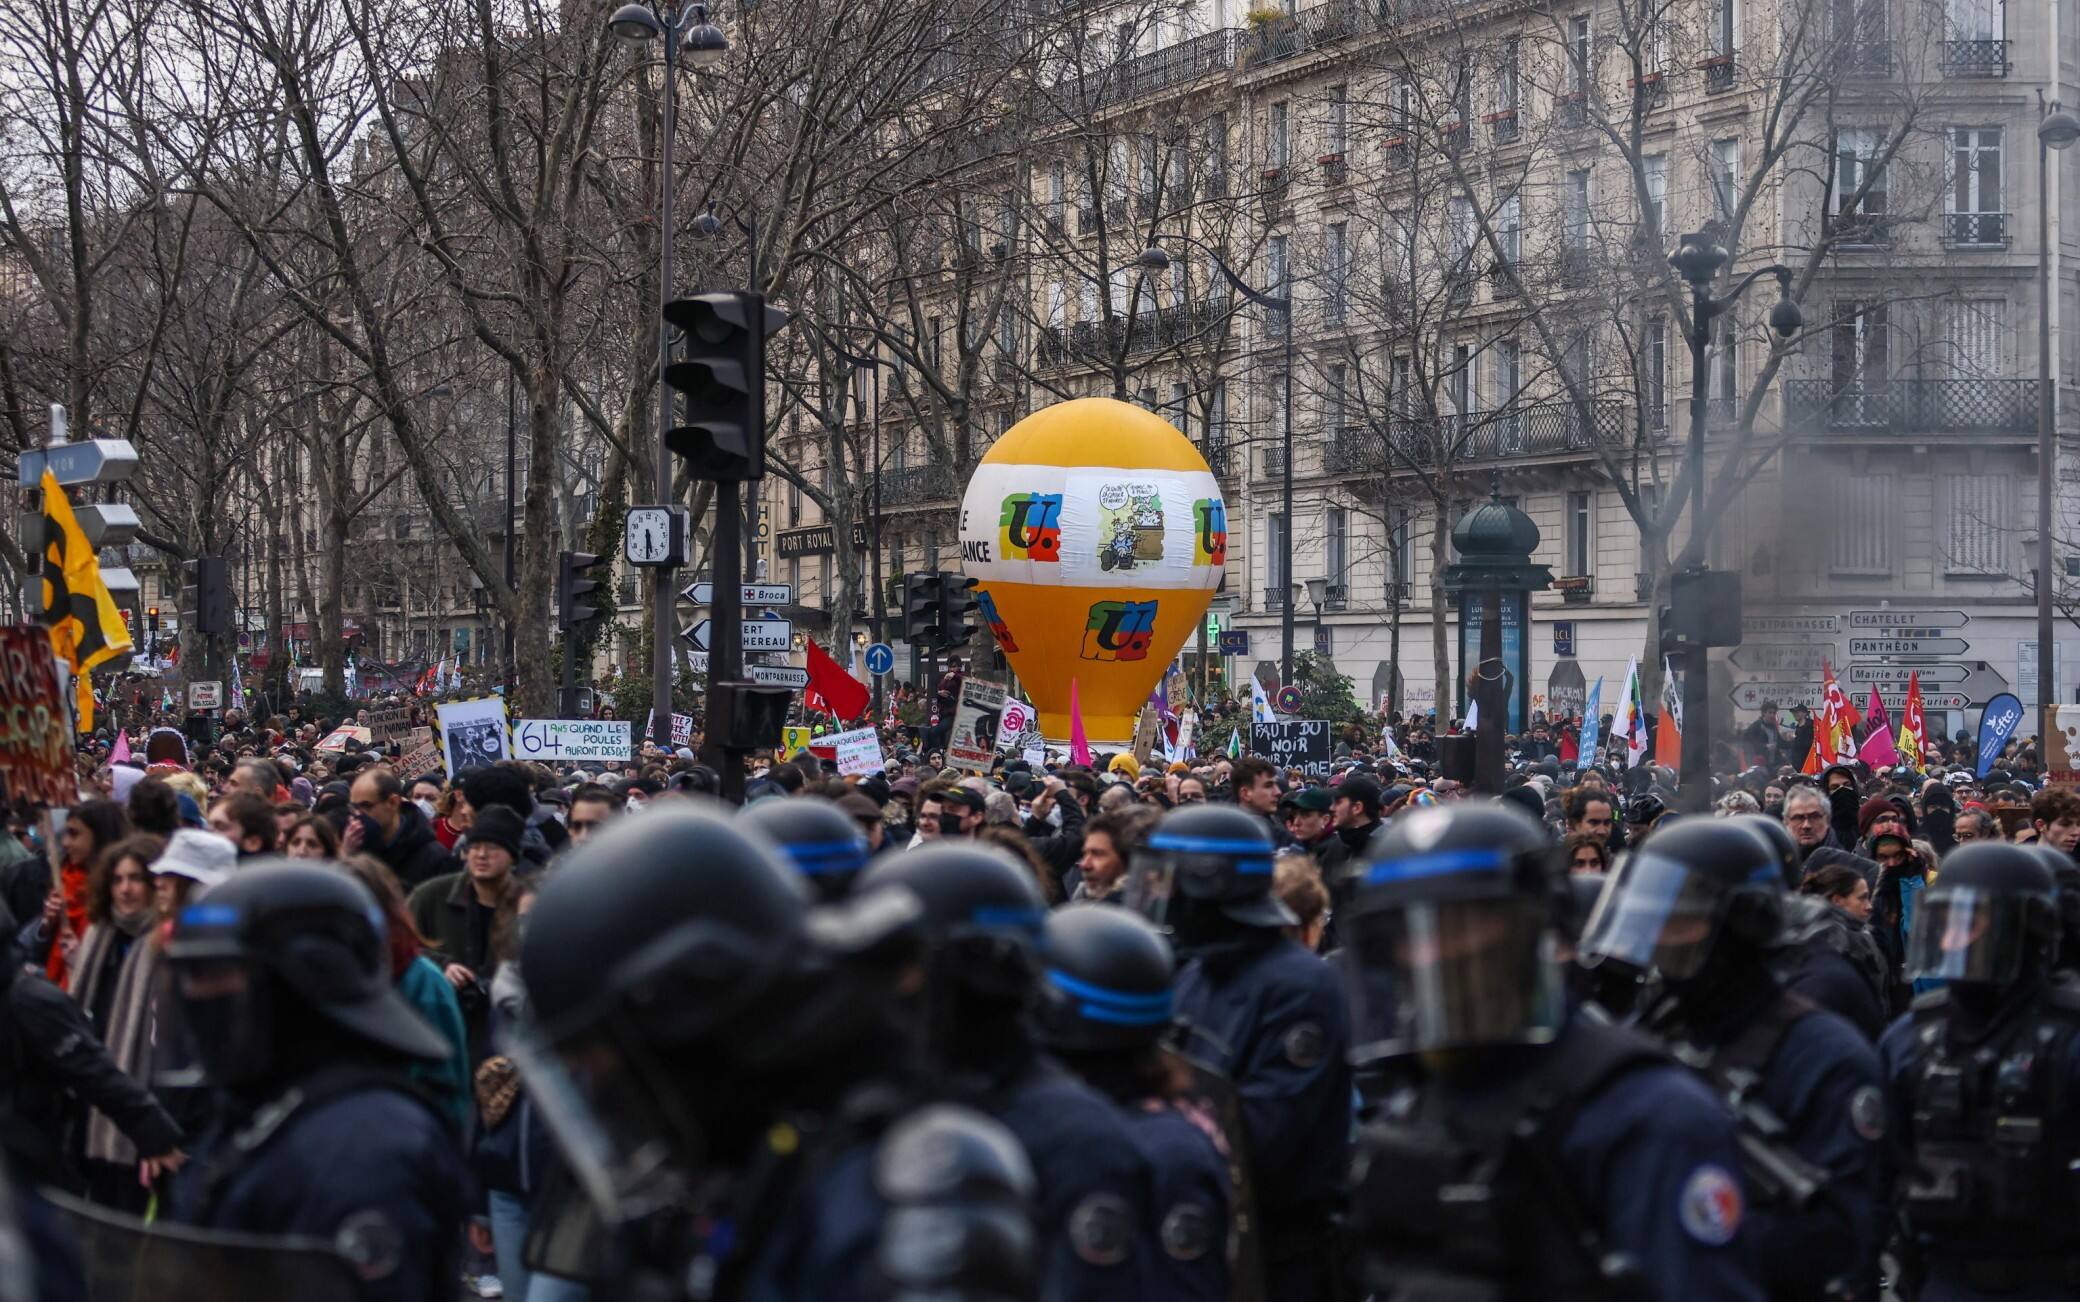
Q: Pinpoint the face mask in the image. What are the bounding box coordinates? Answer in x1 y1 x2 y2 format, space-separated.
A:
626 795 647 814
414 798 437 820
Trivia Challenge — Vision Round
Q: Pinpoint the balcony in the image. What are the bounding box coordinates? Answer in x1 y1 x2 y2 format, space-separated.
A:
1939 38 2008 75
1784 378 2039 436
1824 211 1892 248
1262 586 1292 611
1320 400 1635 474
1698 54 1736 92
1318 152 1348 185
1944 211 2009 247
1554 91 1589 129
1054 27 1241 108
1248 0 1376 66
1441 122 1470 155
1035 302 1227 367
1262 444 1288 477
881 465 955 507
1487 110 1520 144
1203 440 1232 477
1631 73 1668 109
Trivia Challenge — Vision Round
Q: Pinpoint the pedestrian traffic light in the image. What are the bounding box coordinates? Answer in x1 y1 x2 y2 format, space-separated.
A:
902 572 942 647
662 291 786 483
558 551 604 631
937 572 979 649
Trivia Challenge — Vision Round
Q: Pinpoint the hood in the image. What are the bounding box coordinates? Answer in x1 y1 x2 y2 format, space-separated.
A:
383 797 440 856
144 727 190 769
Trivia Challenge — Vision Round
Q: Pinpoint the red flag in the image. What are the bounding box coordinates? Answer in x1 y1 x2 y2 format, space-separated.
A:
803 637 870 723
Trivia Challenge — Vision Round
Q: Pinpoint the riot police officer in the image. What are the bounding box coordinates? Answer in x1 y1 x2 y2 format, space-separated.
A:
1879 842 2080 1300
1034 904 1235 1302
513 804 1037 1301
857 842 1158 1301
1735 814 1891 1039
2021 843 2080 976
1342 801 1764 1301
1124 803 1349 1302
1581 817 1884 1299
160 863 469 1302
741 794 873 900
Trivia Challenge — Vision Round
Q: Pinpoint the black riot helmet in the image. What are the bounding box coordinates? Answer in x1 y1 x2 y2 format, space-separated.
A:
1579 816 1787 984
741 795 873 901
167 861 451 1091
1727 813 1804 889
1907 842 2059 987
1033 904 1176 1054
1342 801 1566 1062
855 841 1047 1000
512 803 831 1224
1123 803 1294 944
2020 844 2080 970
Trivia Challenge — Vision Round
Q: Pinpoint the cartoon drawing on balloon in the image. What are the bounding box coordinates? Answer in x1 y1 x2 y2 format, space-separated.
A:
1095 482 1166 571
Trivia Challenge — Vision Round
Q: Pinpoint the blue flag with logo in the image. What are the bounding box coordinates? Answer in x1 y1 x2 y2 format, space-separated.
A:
1576 676 1604 767
1975 693 2025 777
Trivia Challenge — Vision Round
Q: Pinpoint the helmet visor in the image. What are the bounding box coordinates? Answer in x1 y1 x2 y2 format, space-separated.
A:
1576 851 1726 981
1906 888 2031 985
1122 851 1181 928
1343 896 1565 1059
501 1022 691 1226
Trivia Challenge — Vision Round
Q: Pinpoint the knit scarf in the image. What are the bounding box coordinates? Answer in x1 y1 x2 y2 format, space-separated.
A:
82 933 163 1166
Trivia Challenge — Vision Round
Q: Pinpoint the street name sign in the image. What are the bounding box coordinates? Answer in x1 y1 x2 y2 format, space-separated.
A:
1849 609 1969 630
1848 637 1970 658
682 618 793 653
684 581 795 606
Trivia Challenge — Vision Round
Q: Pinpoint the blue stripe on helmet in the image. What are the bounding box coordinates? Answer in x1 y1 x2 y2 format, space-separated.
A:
783 840 870 876
972 904 1046 935
1363 848 1507 885
1147 833 1275 856
1046 970 1174 1025
178 903 239 928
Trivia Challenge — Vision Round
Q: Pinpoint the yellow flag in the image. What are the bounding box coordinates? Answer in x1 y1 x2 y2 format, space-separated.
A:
781 725 812 760
40 470 132 730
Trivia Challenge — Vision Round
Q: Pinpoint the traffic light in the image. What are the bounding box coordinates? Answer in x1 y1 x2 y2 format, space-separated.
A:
179 557 230 636
145 606 160 633
901 572 942 647
557 551 604 631
662 291 786 482
936 572 979 649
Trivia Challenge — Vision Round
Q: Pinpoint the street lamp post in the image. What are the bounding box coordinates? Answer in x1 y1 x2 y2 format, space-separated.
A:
608 0 728 750
832 342 887 713
1137 240 1295 683
1305 576 1327 656
1667 231 1802 810
2038 105 2079 743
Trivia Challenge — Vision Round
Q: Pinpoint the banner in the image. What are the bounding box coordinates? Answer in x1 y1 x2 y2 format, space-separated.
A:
435 696 511 776
2048 705 2080 788
947 678 1009 772
0 627 76 807
1577 676 1604 768
511 719 633 764
1976 693 2025 778
1249 719 1332 776
830 725 885 777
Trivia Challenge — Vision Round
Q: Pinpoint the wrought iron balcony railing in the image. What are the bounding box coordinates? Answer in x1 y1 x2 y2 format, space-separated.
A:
1248 0 1376 66
1939 37 2008 75
1944 211 2009 247
1783 378 2039 435
1320 400 1635 473
881 465 956 506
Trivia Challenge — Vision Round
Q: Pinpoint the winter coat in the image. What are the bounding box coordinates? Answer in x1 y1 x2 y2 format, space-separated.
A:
374 802 459 892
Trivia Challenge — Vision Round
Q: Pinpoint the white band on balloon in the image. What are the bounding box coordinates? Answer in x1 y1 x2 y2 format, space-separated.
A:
957 462 1227 590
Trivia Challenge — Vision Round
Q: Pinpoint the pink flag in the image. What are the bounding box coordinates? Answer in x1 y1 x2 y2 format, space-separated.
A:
110 730 130 763
1068 677 1092 767
1855 686 1900 768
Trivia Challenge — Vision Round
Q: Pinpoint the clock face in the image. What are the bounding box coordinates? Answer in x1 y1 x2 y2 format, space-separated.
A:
625 509 669 564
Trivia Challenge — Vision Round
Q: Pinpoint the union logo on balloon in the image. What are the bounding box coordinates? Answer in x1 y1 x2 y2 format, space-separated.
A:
958 397 1226 744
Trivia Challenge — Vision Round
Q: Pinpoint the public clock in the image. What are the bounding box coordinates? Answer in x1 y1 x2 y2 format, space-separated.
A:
624 505 689 567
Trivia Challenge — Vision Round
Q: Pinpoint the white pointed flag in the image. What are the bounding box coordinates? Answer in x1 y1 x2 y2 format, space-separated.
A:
1250 675 1276 722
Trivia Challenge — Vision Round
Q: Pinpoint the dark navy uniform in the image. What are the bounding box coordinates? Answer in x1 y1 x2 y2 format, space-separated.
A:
1176 933 1350 1299
1121 1100 1230 1302
1880 983 2080 1302
167 1072 468 1302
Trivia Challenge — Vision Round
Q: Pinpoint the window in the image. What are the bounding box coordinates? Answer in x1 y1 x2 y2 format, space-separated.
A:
1713 0 1739 56
1138 133 1159 208
1267 234 1289 332
1833 128 1889 232
1642 153 1668 235
1045 281 1066 330
1644 315 1668 428
789 475 801 525
1830 303 1889 425
1204 112 1230 190
1169 382 1190 433
1392 76 1416 128
1325 222 1348 323
1208 382 1229 455
1712 316 1740 413
1326 84 1348 156
1639 483 1664 570
1564 170 1592 250
1949 127 2004 244
1494 340 1522 445
1387 208 1413 287
1946 475 2007 573
1566 491 1595 575
1390 515 1411 595
1268 512 1288 593
1107 138 1129 214
1326 363 1348 432
1327 508 1349 592
1496 193 1521 266
1450 53 1474 124
1942 299 2005 377
1448 196 1477 263
1047 163 1066 225
1497 37 1521 113
1710 138 1739 222
1829 477 1891 574
1269 101 1290 171
1569 15 1592 94
1448 344 1473 415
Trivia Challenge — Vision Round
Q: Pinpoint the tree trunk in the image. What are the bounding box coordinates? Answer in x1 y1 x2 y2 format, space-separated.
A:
1429 509 1452 719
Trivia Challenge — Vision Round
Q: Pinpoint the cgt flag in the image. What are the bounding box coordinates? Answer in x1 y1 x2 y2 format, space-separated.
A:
39 470 131 731
1899 672 1929 773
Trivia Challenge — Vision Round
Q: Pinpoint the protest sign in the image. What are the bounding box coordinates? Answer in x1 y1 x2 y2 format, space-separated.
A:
1250 719 1333 776
641 710 696 749
0 628 77 807
512 719 633 764
947 678 1008 772
435 697 511 776
394 728 443 782
781 726 813 760
831 726 885 777
365 703 414 742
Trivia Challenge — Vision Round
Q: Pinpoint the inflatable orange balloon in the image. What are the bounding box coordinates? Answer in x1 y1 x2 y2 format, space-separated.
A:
959 398 1226 744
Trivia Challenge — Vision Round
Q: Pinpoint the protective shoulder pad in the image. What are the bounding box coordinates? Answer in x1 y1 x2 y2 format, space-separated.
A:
874 1103 1039 1300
